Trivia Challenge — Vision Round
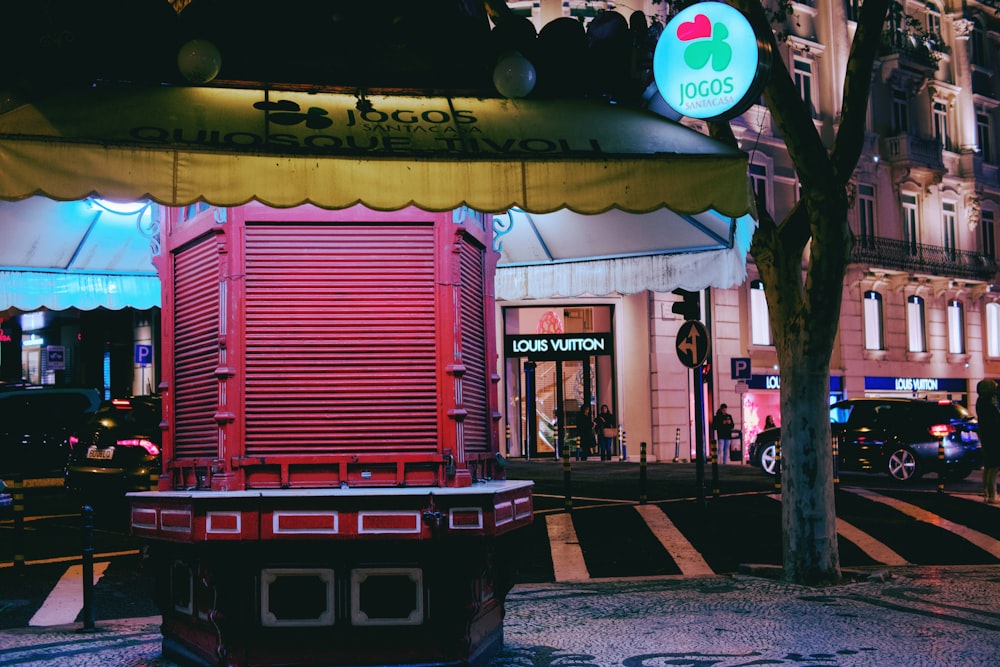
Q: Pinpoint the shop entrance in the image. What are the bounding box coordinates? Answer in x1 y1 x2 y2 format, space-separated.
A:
503 305 616 460
521 357 596 458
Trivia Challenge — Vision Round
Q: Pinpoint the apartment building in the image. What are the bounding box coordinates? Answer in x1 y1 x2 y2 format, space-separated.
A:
496 0 1000 461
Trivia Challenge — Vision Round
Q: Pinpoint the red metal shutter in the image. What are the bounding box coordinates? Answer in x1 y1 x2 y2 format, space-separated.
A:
243 223 438 456
172 237 221 461
459 235 490 455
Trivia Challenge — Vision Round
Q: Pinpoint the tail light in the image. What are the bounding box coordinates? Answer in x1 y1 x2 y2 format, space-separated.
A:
118 438 160 456
928 424 954 439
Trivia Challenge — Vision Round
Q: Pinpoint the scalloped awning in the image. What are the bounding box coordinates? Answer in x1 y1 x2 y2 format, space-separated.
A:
0 85 752 216
0 85 755 306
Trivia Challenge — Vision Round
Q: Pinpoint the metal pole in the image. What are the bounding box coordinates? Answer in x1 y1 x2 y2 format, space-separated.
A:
639 442 647 504
693 365 706 506
81 505 96 632
524 360 537 460
774 439 782 494
710 438 719 499
673 427 680 462
12 475 24 570
562 439 572 511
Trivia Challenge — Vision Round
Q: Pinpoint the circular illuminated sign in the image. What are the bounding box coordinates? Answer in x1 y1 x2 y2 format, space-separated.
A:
653 2 771 121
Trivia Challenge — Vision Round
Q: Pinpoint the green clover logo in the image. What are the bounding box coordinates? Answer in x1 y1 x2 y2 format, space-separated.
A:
683 22 732 72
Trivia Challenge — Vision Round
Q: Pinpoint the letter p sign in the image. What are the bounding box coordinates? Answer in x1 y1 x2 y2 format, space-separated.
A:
135 344 154 366
731 357 751 380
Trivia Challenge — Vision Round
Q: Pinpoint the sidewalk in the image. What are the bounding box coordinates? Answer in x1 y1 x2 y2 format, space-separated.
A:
2 565 999 666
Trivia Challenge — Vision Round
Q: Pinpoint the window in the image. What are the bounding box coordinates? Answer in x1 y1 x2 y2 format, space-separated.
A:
933 101 949 150
846 0 862 22
750 163 768 214
987 302 1000 358
793 59 816 118
863 291 885 351
971 23 990 68
977 111 993 164
858 184 876 246
943 201 957 258
926 4 942 50
984 209 996 260
902 193 919 255
907 295 926 352
892 89 909 133
750 280 772 346
948 299 965 354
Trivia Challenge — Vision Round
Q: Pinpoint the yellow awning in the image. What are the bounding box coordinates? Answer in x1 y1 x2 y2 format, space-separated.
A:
0 84 752 216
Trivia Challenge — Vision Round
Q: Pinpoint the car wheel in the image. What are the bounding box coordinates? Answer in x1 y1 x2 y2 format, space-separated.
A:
759 443 778 476
887 447 919 482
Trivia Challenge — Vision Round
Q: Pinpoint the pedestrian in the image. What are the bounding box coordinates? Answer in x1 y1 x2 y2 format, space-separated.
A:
976 379 1000 504
597 404 617 461
712 404 735 464
575 405 596 461
764 415 776 430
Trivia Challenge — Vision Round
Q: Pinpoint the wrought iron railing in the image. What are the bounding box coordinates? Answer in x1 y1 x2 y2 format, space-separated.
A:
852 235 999 280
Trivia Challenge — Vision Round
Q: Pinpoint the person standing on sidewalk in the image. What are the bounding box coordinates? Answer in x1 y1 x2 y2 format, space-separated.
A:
597 404 617 461
712 404 735 464
976 379 1000 504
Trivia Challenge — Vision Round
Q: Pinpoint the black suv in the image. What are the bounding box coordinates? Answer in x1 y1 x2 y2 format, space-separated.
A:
0 385 102 475
64 395 162 498
748 398 981 482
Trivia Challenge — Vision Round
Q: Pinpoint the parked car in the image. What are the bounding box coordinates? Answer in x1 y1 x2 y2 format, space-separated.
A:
747 398 981 482
0 384 102 475
64 395 162 498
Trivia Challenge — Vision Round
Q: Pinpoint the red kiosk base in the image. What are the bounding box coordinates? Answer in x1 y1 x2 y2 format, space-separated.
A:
131 481 532 667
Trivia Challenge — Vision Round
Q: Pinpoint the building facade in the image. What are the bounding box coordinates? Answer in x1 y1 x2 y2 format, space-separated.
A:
497 0 1000 462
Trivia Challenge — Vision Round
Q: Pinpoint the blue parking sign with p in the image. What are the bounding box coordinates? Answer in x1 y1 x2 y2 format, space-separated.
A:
135 344 154 365
731 357 751 380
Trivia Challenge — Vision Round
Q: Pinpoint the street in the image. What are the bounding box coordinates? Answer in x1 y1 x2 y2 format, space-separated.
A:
2 460 999 630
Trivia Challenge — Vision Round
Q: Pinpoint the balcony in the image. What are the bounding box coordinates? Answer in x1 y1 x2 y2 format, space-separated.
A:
879 133 945 173
852 236 998 281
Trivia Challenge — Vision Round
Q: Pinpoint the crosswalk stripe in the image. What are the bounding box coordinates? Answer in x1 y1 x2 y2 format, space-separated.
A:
545 513 590 582
634 504 714 576
846 487 1000 559
766 493 908 566
29 561 110 627
835 517 909 566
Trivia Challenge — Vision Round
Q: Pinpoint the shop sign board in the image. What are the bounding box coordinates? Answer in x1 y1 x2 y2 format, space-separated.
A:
504 332 613 361
653 2 771 121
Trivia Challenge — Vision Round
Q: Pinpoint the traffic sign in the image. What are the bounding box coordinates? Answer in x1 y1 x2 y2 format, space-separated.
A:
731 357 751 379
46 345 66 370
135 344 154 365
675 320 710 368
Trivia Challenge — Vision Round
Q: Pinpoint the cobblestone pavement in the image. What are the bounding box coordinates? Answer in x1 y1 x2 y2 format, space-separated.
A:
2 565 999 666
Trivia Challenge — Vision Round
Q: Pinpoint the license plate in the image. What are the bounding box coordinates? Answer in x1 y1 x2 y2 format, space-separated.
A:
86 446 115 460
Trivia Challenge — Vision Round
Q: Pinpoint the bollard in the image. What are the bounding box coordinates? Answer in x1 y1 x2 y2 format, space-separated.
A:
673 427 681 462
832 434 840 491
80 505 97 632
12 475 24 570
620 427 627 461
562 441 572 511
773 440 782 494
505 423 511 456
937 435 946 493
710 440 719 499
639 442 647 504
